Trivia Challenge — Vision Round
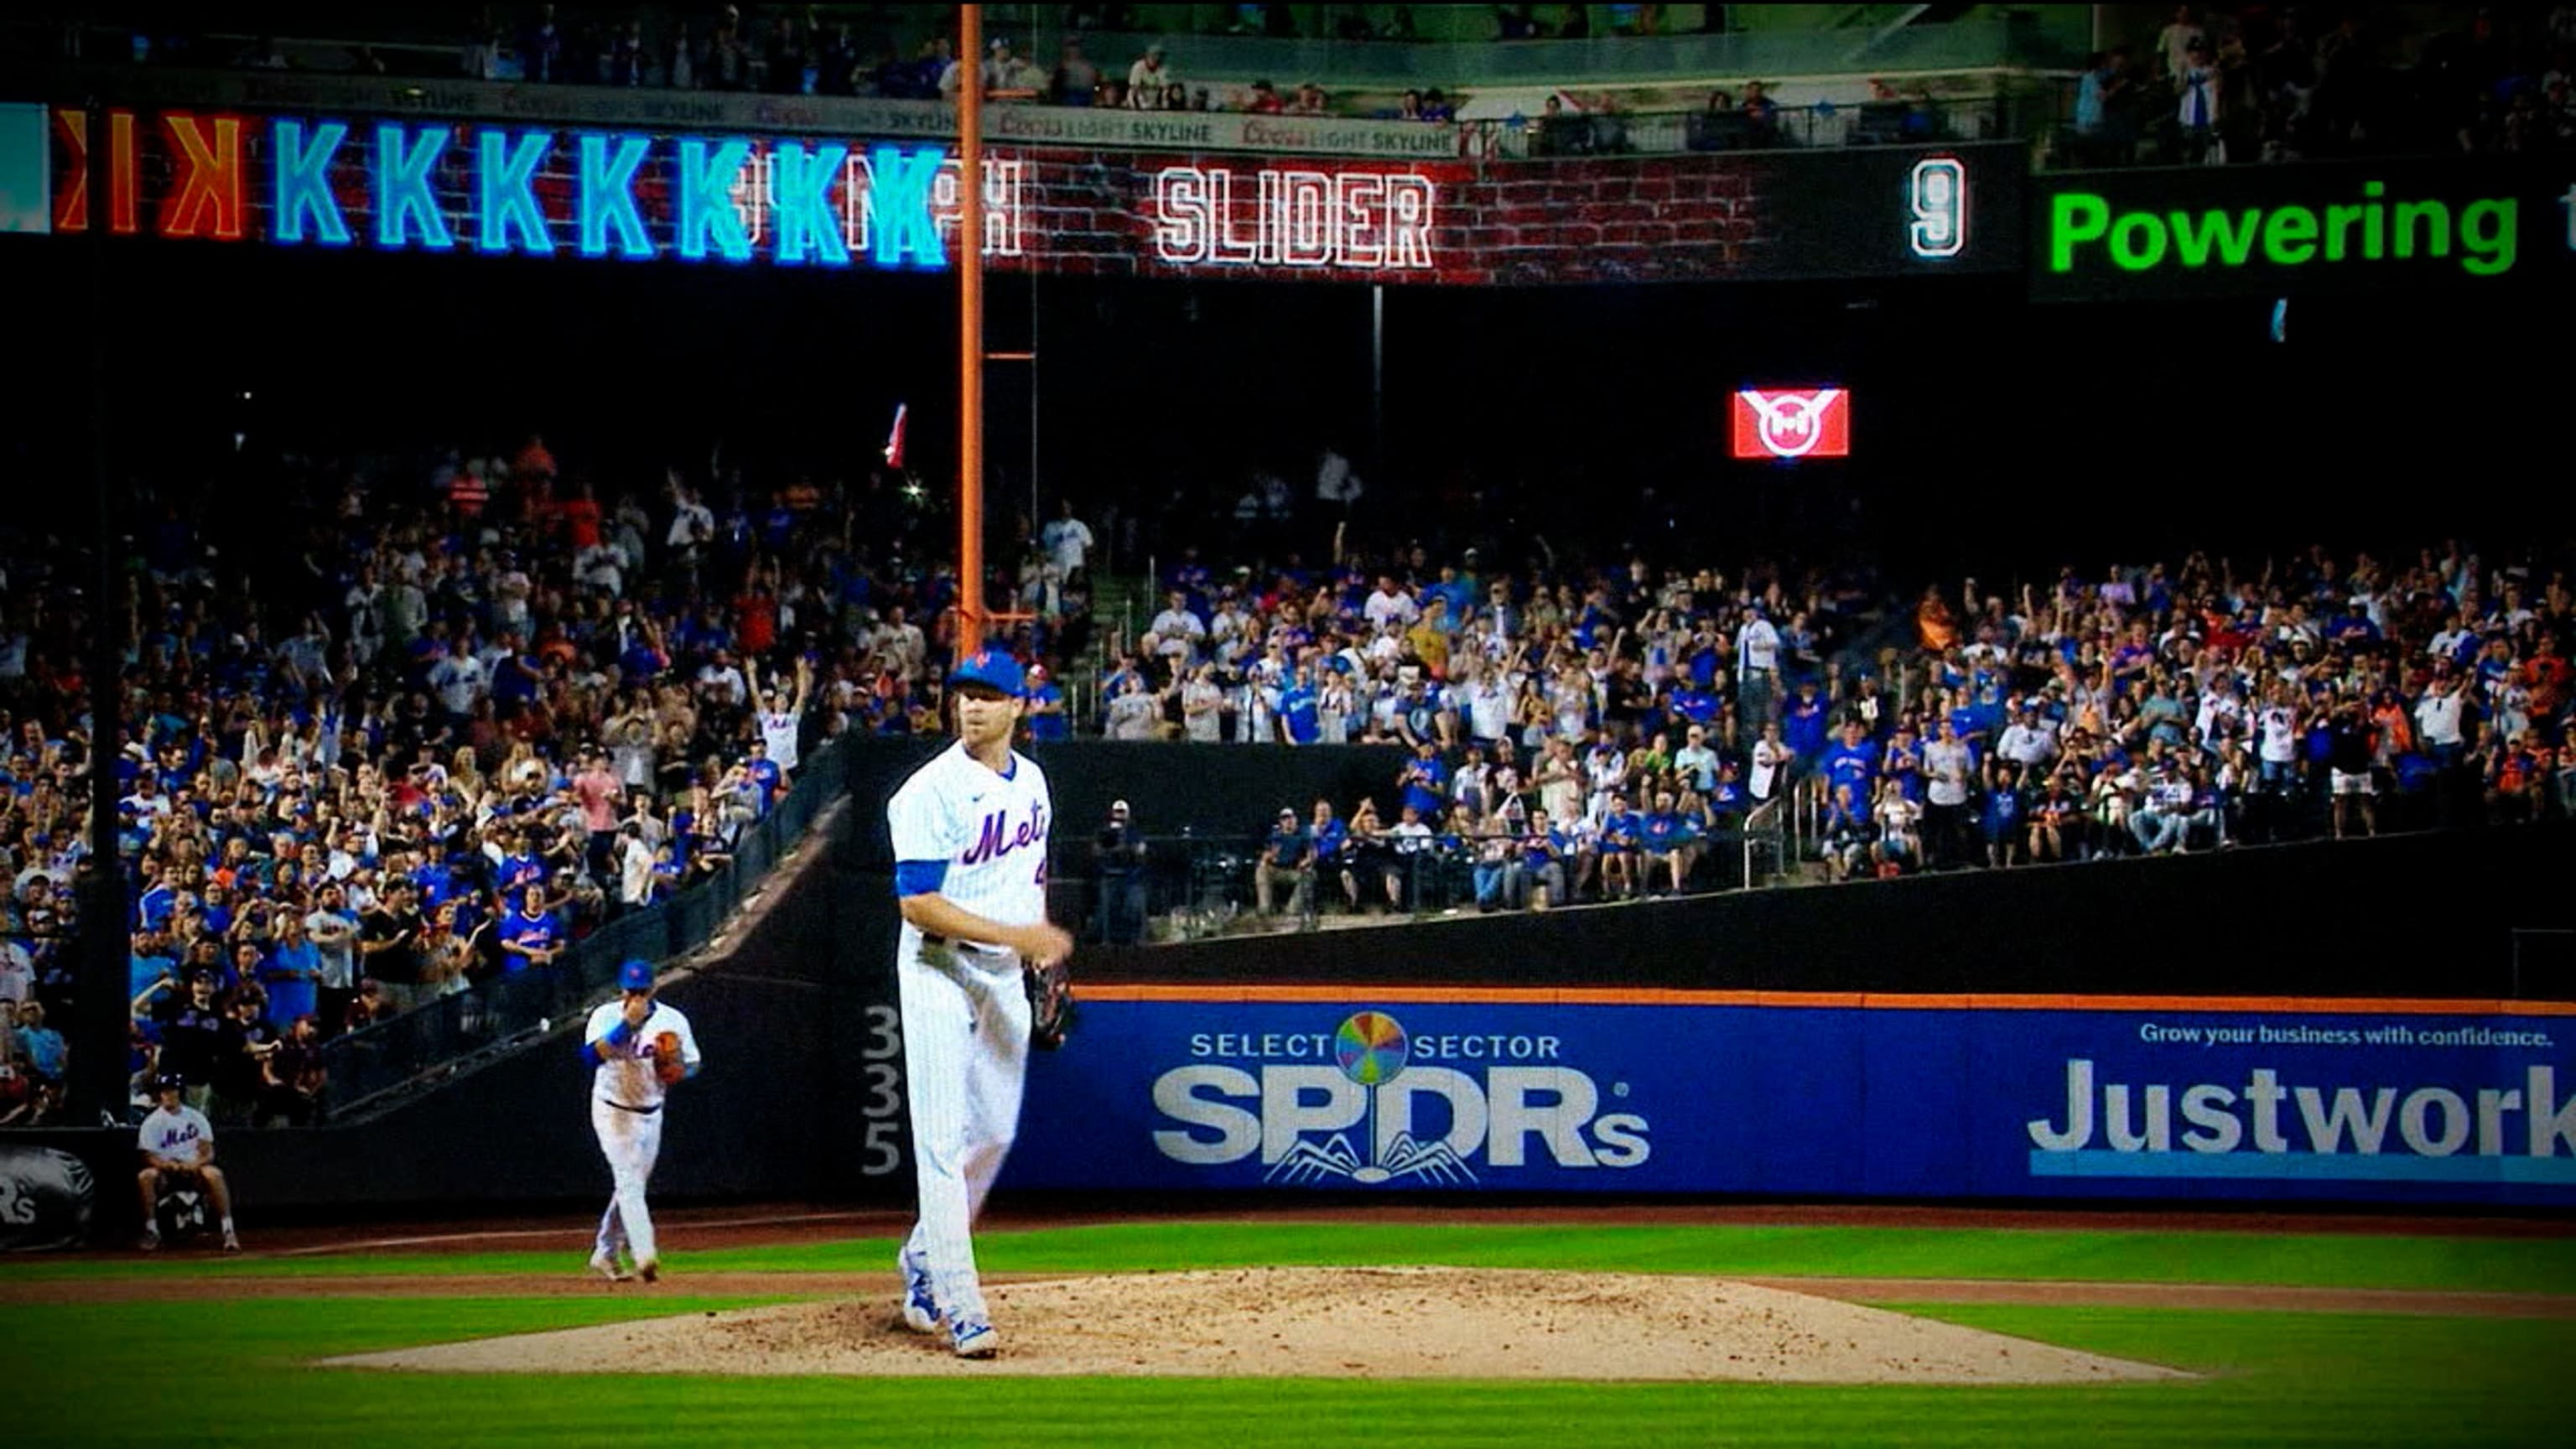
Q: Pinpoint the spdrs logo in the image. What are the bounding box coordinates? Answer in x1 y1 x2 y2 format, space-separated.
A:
0 1145 96 1250
1732 388 1851 460
1151 1010 1652 1185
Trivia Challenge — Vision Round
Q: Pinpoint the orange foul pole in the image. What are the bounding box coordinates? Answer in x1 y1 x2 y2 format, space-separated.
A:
956 3 987 652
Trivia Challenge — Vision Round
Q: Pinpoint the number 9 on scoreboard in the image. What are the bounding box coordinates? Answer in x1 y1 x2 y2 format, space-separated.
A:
1906 156 1967 260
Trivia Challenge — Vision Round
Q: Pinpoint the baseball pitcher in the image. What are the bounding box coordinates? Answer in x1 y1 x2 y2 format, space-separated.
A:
583 958 700 1283
886 648 1073 1359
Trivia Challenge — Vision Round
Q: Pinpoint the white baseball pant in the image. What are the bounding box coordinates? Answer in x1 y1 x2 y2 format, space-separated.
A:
899 944 1031 1324
590 1096 664 1266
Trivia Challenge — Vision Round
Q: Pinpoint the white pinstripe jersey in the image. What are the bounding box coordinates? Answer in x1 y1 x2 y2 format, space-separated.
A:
888 741 1052 953
583 999 702 1111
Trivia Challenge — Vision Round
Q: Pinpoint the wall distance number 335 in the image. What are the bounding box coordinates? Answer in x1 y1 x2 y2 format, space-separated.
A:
861 1005 905 1176
1908 157 1968 260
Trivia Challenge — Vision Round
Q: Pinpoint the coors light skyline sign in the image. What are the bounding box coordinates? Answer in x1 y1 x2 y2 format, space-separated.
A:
0 102 2021 285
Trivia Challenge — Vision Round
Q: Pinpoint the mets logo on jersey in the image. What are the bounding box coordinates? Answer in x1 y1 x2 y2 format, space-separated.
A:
962 800 1048 865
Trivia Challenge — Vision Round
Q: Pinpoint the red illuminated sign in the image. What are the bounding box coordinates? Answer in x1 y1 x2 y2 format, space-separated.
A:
1732 388 1850 460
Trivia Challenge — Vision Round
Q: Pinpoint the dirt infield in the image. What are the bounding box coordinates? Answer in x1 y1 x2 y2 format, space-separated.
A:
319 1267 2196 1384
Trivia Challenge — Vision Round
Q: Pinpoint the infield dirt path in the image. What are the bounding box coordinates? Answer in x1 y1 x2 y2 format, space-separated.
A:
319 1267 2199 1384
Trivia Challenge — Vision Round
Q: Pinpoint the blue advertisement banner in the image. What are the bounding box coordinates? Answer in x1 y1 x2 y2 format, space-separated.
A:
1005 997 2576 1206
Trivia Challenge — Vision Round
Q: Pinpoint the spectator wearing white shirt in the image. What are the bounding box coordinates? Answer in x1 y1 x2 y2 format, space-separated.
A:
1126 43 1173 108
1105 675 1161 740
1363 577 1420 633
428 647 489 724
1040 501 1094 579
1675 725 1720 794
2413 676 2469 766
1208 595 1251 668
1464 669 1515 750
1181 663 1226 743
695 648 748 709
1921 719 1973 869
1145 589 1206 664
664 477 716 582
1735 608 1780 726
2254 689 2303 792
1749 720 1791 802
2192 675 2246 748
874 605 927 683
1997 706 2059 769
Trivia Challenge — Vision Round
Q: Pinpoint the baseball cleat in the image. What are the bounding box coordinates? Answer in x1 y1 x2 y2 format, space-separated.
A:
589 1250 632 1283
896 1246 940 1334
636 1259 660 1284
949 1318 1000 1359
137 1230 161 1253
221 1231 242 1254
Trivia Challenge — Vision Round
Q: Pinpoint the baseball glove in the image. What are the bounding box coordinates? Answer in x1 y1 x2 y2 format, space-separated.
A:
1025 961 1077 1052
652 1031 686 1086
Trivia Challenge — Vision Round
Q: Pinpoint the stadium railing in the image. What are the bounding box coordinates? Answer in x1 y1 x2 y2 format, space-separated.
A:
314 732 853 1119
1488 95 2009 158
1068 813 1790 943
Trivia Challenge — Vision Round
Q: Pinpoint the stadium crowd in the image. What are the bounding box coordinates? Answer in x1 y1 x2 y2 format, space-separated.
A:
0 437 1093 1126
2065 4 2576 166
1079 533 2572 928
0 423 2562 1109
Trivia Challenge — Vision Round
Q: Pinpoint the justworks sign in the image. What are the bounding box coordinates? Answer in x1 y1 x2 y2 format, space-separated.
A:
2033 155 2574 301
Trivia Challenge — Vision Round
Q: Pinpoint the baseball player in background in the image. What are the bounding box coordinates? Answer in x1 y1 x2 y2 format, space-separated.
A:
887 649 1072 1359
135 1073 237 1252
583 958 701 1283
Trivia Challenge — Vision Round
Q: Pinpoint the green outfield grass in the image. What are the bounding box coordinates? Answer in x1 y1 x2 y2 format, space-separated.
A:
8 1222 2576 1294
8 1296 2571 1447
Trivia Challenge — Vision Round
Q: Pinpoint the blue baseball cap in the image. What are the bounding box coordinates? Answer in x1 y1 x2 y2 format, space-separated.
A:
948 647 1026 698
618 959 655 992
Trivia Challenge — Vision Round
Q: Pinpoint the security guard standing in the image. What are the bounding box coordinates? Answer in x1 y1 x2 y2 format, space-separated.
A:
1093 799 1150 944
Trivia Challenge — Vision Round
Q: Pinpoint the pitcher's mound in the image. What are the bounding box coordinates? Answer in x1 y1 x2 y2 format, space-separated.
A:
324 1266 2186 1383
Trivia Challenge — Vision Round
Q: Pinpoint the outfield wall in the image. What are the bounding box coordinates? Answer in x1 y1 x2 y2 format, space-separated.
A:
1003 989 2576 1208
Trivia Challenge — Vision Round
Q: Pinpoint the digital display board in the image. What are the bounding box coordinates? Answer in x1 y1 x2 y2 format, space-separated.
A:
2033 153 2576 301
1732 388 1851 460
3 105 2025 286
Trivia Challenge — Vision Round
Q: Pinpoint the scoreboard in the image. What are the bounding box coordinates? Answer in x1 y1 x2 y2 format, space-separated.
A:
0 100 2022 286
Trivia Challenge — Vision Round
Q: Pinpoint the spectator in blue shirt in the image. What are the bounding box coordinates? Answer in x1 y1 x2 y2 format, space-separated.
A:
1598 791 1643 901
500 885 563 976
1783 680 1831 785
1280 669 1322 745
1398 740 1448 818
1980 761 2028 867
1025 664 1072 742
1327 798 1376 911
1822 719 1881 803
1639 789 1689 896
260 911 322 1026
1708 759 1749 818
496 828 548 898
1670 679 1721 731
